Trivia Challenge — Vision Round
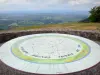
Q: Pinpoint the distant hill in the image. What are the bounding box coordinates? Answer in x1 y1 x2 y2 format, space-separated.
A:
79 18 90 22
0 13 88 30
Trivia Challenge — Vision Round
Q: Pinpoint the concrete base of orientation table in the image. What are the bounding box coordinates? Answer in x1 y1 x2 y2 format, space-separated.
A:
0 33 100 75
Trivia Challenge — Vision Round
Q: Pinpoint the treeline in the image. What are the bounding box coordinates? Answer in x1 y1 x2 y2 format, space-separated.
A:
81 6 100 23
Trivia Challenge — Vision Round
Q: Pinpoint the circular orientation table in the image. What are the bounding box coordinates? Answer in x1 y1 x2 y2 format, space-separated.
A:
0 33 100 74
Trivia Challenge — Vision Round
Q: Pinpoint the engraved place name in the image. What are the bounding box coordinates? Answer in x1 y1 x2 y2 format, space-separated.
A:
76 49 80 52
78 45 81 48
32 54 51 58
76 44 81 52
20 47 28 54
32 53 74 59
59 53 74 58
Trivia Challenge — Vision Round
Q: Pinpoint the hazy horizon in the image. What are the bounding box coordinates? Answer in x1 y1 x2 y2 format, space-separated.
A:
0 10 89 15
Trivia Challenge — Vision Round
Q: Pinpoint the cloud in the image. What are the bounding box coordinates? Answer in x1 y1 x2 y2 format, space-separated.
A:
67 0 90 5
0 0 8 3
4 0 31 4
93 1 100 5
0 0 99 11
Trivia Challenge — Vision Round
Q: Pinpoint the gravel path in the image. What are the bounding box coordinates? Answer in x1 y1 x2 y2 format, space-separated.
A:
0 41 100 75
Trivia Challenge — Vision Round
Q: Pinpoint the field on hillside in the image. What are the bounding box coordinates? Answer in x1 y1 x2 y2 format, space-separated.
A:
10 23 100 31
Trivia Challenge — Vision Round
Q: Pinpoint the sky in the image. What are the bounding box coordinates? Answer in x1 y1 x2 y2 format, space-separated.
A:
0 0 100 12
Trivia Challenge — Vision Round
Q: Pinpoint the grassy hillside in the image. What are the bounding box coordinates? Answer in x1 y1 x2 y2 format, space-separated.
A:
11 23 100 31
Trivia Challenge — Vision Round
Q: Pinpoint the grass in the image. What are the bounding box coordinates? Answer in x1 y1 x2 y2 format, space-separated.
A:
11 22 100 31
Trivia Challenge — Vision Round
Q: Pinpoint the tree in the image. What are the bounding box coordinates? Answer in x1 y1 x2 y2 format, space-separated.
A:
89 6 100 22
